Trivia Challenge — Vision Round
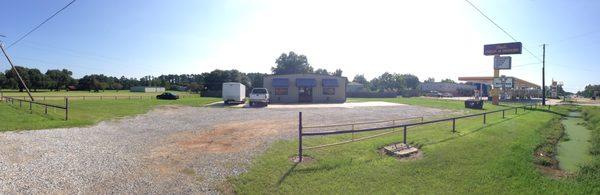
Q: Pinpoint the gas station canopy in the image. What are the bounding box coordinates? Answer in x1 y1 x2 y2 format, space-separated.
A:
458 76 540 89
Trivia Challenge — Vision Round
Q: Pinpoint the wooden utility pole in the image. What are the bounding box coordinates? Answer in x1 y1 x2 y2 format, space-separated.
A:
542 44 546 106
0 42 35 101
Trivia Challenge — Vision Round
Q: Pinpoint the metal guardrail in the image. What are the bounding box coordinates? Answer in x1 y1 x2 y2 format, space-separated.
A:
1 96 69 120
296 104 539 162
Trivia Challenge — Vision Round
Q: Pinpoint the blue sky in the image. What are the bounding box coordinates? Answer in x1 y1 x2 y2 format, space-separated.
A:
1 0 599 92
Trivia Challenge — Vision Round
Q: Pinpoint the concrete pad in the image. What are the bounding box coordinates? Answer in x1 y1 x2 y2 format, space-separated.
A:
266 101 405 109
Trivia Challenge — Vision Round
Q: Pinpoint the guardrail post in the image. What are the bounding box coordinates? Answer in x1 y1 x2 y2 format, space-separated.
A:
403 126 407 144
43 96 46 101
29 102 32 113
483 113 486 124
45 105 48 115
83 96 86 100
502 110 505 118
515 107 518 114
100 96 103 100
298 112 303 162
19 100 22 108
452 118 456 133
65 97 69 120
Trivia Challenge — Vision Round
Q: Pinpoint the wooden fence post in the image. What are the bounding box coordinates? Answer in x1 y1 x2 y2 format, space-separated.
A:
452 118 456 132
483 113 486 124
65 97 69 120
403 126 407 144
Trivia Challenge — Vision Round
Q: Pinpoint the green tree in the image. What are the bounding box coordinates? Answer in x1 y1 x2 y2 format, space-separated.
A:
424 77 435 83
314 68 329 75
247 72 267 88
440 78 456 83
45 69 74 91
271 51 313 74
111 82 123 92
352 74 369 85
333 69 343 77
400 74 419 90
0 72 6 89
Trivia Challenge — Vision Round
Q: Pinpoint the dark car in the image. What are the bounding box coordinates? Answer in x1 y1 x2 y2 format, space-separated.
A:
156 92 179 100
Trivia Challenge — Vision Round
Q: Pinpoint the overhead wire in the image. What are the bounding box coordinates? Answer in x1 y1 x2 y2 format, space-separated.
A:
464 0 542 62
7 0 77 49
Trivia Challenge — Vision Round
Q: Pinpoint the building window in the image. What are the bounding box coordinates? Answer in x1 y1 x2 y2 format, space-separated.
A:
323 87 335 95
274 88 288 95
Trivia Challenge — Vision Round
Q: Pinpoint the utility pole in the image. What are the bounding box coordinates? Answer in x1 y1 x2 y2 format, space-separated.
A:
542 44 546 106
0 42 35 101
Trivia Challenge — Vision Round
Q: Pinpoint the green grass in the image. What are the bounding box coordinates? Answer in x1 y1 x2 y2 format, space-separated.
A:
348 97 526 113
0 97 219 131
232 103 600 194
0 89 193 99
577 107 600 187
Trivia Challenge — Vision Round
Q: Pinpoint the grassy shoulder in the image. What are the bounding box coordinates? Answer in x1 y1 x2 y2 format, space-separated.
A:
232 108 598 194
348 97 526 113
0 97 219 131
578 106 600 187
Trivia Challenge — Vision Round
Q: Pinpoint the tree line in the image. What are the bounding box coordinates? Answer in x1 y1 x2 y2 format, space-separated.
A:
0 51 437 94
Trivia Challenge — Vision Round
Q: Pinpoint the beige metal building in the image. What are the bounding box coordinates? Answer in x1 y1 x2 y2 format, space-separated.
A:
130 86 166 93
263 74 347 103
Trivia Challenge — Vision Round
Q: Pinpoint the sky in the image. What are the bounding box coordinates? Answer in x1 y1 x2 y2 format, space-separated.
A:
1 0 599 92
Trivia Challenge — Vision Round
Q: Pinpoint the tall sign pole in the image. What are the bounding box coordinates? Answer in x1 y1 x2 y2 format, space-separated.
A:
542 44 546 106
0 42 35 101
484 42 521 105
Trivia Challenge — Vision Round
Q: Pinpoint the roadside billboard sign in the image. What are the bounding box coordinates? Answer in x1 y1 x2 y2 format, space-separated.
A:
494 56 512 69
484 42 522 56
493 77 514 88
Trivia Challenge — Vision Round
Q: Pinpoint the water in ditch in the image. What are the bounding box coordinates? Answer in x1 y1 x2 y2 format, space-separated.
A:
556 112 593 173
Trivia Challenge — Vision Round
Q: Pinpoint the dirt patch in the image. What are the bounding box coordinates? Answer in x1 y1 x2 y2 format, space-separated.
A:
174 119 293 153
144 119 295 181
289 156 315 163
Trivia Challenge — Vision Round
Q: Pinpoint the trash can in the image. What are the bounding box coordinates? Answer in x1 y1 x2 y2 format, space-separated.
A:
465 99 484 109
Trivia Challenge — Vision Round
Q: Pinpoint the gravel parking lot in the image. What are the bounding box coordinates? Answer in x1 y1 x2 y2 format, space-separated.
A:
0 104 451 194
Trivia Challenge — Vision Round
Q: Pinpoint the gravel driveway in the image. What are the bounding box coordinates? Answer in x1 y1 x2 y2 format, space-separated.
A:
0 104 450 194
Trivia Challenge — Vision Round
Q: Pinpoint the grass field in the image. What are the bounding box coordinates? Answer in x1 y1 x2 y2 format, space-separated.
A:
0 90 219 131
0 89 194 98
232 100 600 194
348 97 528 113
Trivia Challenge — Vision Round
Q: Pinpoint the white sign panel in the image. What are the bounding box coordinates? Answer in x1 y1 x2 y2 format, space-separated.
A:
494 56 512 69
493 77 514 88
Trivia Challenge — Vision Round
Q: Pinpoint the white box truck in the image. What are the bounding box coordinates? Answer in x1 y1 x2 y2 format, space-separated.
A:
222 82 246 104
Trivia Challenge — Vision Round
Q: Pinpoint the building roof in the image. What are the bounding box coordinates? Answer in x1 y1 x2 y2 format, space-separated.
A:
264 73 348 80
458 76 540 88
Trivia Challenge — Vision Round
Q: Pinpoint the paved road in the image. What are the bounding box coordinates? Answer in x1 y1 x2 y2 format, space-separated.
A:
0 104 451 194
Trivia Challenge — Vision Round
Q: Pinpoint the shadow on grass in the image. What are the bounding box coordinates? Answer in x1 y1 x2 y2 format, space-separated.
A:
277 162 299 188
530 108 569 117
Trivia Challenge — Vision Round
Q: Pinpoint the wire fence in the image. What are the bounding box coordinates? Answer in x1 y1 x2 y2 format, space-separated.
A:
297 104 542 162
1 96 69 120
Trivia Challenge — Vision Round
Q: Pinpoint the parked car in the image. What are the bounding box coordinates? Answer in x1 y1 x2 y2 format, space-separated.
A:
249 88 269 107
425 91 443 97
222 82 246 104
441 93 454 98
156 92 179 100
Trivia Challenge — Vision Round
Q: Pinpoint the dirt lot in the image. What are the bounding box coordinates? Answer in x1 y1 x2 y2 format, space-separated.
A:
0 104 452 194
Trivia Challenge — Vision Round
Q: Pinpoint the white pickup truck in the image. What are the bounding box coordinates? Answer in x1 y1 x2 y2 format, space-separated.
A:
249 88 269 107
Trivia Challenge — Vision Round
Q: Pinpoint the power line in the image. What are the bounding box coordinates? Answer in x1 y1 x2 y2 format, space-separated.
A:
7 0 77 49
464 0 542 62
